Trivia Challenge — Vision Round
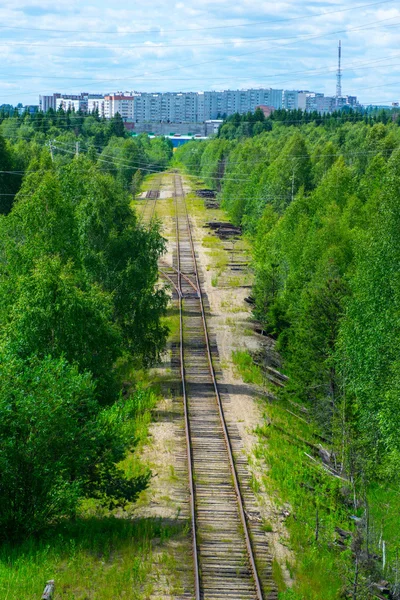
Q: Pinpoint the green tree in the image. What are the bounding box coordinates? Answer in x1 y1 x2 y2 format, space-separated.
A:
0 351 149 539
0 132 21 214
108 113 126 138
338 148 400 476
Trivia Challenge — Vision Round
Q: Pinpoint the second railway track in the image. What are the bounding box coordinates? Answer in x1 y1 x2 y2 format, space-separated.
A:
162 173 277 600
140 178 161 224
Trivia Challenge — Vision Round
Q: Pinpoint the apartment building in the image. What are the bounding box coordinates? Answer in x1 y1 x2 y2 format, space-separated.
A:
133 92 203 123
104 94 136 119
56 95 82 112
40 93 99 113
202 88 283 120
87 94 105 117
38 88 359 121
283 90 310 111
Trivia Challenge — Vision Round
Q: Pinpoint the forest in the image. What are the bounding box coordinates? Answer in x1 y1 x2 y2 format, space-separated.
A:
175 111 400 597
3 104 400 597
0 110 173 539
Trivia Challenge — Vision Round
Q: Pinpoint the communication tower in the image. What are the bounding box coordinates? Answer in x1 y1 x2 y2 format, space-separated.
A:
336 40 342 98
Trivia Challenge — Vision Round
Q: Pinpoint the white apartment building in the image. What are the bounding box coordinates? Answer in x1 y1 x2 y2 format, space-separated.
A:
39 94 59 112
133 92 203 123
104 94 136 120
39 88 359 121
56 96 82 112
131 88 284 123
202 88 283 120
283 90 311 111
87 94 105 117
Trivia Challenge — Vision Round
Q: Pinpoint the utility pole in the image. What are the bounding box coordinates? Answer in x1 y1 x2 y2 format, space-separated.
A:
75 141 79 157
291 160 296 203
49 141 54 162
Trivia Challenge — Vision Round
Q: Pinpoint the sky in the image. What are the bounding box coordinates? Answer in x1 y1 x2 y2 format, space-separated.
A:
0 0 399 106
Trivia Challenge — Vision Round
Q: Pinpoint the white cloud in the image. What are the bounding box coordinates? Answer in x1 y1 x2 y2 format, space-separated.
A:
0 0 399 104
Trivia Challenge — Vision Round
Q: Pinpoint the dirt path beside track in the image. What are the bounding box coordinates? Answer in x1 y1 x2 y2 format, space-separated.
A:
133 172 293 597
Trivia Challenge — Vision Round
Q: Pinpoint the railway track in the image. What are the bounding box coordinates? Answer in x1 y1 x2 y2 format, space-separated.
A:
164 173 277 600
140 179 161 224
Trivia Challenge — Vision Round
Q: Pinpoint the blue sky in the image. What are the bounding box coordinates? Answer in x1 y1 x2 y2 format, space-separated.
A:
1 0 399 106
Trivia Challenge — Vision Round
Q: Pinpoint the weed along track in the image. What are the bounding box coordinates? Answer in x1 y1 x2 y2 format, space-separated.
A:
162 173 277 600
140 177 161 223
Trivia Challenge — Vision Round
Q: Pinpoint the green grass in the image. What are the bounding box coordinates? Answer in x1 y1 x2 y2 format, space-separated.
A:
232 350 264 386
0 385 188 600
272 557 287 593
162 306 180 343
256 398 355 600
231 350 358 598
232 349 400 597
0 517 186 600
202 235 220 249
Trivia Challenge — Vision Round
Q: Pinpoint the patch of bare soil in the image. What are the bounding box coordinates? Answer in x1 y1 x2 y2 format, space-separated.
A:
133 172 293 596
132 187 193 600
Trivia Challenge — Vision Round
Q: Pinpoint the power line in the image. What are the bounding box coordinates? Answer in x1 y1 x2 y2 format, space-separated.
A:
45 143 400 183
3 52 400 84
1 138 398 185
2 17 399 50
0 111 396 142
1 17 399 100
0 0 395 36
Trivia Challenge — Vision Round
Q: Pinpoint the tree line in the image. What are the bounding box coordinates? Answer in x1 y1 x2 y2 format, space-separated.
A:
0 115 172 539
175 117 400 594
217 106 400 139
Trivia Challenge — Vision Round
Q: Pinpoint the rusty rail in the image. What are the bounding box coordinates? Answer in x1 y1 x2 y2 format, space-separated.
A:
173 173 270 599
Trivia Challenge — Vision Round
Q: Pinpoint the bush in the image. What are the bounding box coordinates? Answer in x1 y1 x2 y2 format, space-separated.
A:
0 351 149 540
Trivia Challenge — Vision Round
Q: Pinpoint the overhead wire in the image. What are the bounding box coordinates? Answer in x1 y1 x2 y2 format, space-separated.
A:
2 16 399 50
48 141 400 184
2 15 400 100
0 108 396 138
3 51 400 84
1 135 398 187
0 0 395 36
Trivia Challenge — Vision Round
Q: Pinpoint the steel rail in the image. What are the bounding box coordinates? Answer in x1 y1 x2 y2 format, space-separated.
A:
159 259 199 296
175 174 264 600
159 268 182 298
174 177 201 600
148 190 158 222
138 177 161 225
138 194 151 225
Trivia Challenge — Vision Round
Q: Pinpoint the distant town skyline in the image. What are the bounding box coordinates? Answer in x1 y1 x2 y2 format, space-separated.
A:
0 0 399 106
35 88 359 123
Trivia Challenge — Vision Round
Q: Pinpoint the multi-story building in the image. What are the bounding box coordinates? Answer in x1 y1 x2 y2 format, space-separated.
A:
202 88 283 119
297 92 308 111
38 87 359 121
303 93 336 114
56 95 82 112
86 94 105 117
40 92 105 115
130 88 284 123
335 95 359 110
104 94 136 120
283 90 299 110
133 92 204 123
39 95 52 112
39 93 61 112
305 92 324 113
